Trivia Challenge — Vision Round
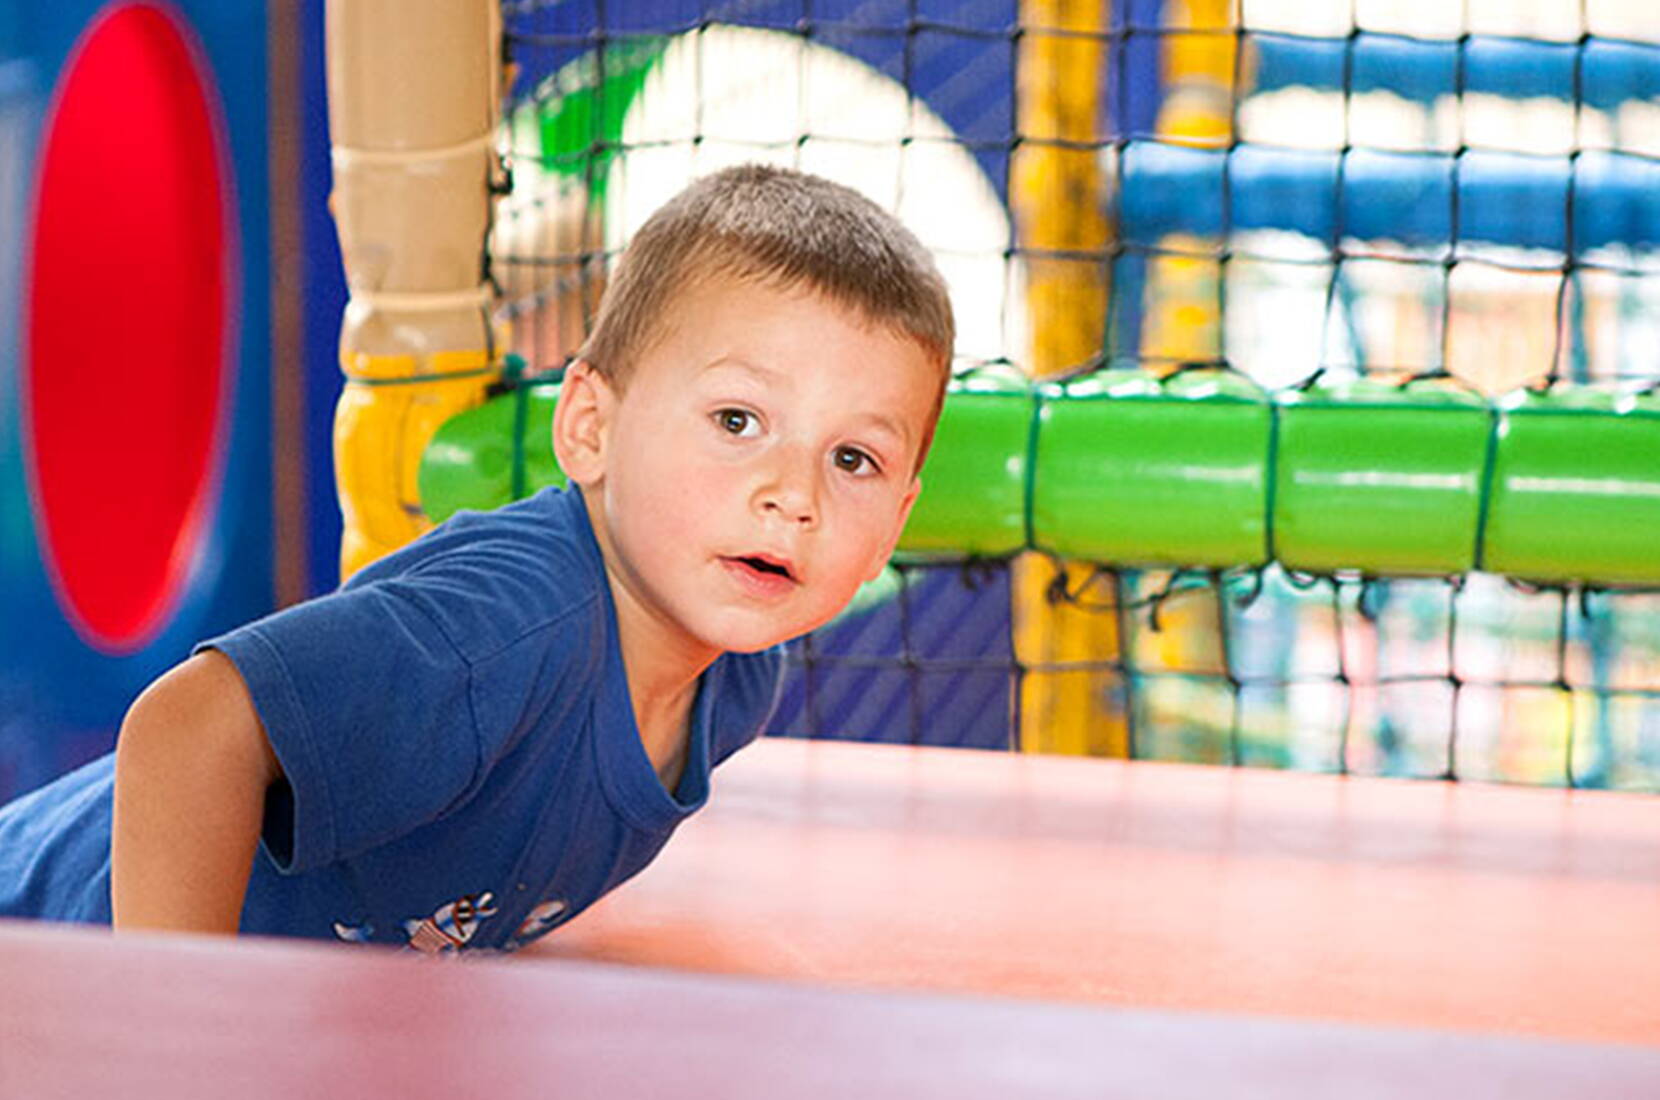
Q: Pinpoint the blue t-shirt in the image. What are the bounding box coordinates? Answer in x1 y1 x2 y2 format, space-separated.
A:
0 486 782 953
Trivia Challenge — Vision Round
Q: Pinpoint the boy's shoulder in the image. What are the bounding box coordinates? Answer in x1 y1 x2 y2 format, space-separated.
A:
342 486 609 663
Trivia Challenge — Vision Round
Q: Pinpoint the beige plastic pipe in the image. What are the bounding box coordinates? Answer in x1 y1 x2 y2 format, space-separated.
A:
326 0 502 578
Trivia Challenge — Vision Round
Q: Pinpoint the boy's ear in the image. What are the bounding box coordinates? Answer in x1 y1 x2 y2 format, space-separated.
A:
551 358 615 487
864 476 922 582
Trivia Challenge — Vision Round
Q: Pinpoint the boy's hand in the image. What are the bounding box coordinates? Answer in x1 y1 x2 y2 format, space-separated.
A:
111 650 282 935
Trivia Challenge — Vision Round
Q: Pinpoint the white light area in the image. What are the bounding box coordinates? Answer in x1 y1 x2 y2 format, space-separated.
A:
1242 88 1460 153
1294 470 1472 491
1467 0 1583 42
1251 0 1659 41
1600 101 1660 160
1335 258 1446 372
1361 94 1463 154
1463 94 1580 157
1577 240 1660 276
1587 0 1660 41
490 102 590 303
1352 0 1518 39
1157 463 1262 485
1508 475 1660 498
1450 257 1569 291
1236 86 1345 150
1230 228 1331 265
1443 263 1564 391
1224 255 1336 389
1354 0 1457 39
606 25 1029 370
1452 241 1571 277
1575 268 1660 381
1242 86 1656 159
1242 0 1353 36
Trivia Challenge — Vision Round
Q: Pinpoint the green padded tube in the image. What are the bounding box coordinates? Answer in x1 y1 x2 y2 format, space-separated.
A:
1274 378 1491 576
419 387 564 522
899 370 1031 556
1484 387 1660 585
1031 369 1271 566
418 375 1660 587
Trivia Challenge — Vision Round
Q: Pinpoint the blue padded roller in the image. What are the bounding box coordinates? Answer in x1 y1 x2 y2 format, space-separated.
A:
1118 141 1660 254
1251 33 1660 112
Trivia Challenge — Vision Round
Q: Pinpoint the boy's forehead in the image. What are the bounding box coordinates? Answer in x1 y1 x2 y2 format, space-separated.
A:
643 275 894 366
676 271 849 323
636 273 946 422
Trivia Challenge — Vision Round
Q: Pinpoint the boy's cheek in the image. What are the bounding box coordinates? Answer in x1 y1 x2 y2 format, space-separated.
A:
857 519 908 583
868 479 920 576
634 467 734 543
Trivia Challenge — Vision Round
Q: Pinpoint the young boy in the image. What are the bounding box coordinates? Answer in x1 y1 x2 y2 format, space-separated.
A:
0 164 953 952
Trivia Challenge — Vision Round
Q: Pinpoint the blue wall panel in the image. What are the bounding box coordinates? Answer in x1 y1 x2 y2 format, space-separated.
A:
0 0 275 802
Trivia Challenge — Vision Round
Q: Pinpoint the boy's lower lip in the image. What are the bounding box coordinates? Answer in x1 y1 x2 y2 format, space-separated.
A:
720 556 798 598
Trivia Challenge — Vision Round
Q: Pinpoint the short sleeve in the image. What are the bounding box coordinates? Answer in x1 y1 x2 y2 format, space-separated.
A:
198 489 610 874
201 583 484 874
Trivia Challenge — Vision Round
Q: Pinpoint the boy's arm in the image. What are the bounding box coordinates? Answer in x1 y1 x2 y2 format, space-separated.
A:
111 650 283 935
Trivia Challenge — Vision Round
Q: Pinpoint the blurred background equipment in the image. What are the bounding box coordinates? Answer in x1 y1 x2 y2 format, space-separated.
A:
4 0 1659 804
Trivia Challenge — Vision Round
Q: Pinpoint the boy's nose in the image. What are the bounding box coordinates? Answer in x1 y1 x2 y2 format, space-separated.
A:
757 445 819 528
762 492 816 527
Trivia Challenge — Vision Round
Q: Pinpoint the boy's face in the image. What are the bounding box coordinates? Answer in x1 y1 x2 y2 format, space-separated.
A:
560 276 938 659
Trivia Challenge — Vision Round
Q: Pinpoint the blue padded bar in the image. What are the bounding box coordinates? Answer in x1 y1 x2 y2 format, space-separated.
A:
1119 141 1659 254
1251 32 1660 111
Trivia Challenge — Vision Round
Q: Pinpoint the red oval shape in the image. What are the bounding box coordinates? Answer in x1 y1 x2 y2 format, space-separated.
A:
25 3 233 653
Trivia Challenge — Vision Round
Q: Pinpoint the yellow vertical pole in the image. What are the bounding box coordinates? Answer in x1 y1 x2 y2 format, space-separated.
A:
1140 0 1236 365
1135 0 1239 702
1010 0 1126 756
325 0 503 578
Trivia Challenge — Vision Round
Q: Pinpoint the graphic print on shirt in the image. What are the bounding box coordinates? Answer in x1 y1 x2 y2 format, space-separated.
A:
404 892 499 954
330 891 499 953
504 898 571 951
332 921 375 943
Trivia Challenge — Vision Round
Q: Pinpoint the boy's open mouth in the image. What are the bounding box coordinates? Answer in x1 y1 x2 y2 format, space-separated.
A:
731 555 796 582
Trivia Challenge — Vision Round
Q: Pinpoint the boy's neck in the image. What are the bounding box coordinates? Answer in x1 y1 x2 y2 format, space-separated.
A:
576 482 720 790
603 560 720 793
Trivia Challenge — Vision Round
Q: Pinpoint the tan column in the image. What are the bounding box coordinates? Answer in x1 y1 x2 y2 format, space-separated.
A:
326 0 503 577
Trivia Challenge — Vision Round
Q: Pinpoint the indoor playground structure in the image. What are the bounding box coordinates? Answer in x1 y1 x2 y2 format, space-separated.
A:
3 0 1659 796
423 0 1660 789
5 0 1660 1090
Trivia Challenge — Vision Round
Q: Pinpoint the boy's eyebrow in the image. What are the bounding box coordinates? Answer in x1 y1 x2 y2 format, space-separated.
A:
848 411 911 450
700 357 781 384
702 357 913 451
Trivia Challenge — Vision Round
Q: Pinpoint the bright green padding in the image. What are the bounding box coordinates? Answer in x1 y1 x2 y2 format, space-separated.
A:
419 374 1660 587
1484 388 1660 585
900 373 1030 556
1274 378 1491 576
420 376 1031 553
529 37 667 194
1031 369 1271 566
420 387 565 522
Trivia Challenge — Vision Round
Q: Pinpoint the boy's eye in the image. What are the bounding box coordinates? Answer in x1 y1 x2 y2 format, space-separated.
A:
715 408 759 437
832 446 879 477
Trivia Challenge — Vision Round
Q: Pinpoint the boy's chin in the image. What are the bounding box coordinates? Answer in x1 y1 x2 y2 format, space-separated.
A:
722 639 784 655
707 617 828 655
714 628 801 655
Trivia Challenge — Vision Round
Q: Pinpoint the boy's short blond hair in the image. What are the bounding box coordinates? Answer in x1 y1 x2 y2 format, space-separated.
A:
580 164 955 466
